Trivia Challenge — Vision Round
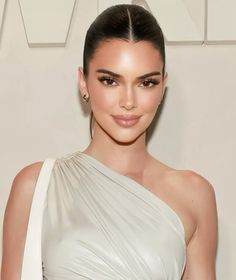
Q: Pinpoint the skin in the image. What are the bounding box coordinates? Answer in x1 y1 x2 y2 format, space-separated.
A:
1 39 217 279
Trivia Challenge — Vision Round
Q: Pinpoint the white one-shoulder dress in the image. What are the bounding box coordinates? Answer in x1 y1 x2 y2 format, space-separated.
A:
21 151 186 280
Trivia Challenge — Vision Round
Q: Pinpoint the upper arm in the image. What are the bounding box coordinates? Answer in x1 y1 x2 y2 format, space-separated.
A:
1 161 44 280
182 172 218 280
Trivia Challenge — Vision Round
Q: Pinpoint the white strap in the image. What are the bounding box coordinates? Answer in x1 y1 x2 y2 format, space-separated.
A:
21 158 56 280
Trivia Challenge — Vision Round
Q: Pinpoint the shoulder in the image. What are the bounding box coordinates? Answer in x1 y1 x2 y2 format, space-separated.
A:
149 156 216 205
167 169 217 215
166 169 217 251
10 161 45 201
1 161 44 278
6 161 46 217
4 160 45 227
171 170 218 278
7 160 45 205
14 161 44 183
169 169 215 197
173 169 216 205
151 155 216 201
168 169 218 243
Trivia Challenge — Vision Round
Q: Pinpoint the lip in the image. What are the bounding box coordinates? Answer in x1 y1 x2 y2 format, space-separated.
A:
111 114 141 127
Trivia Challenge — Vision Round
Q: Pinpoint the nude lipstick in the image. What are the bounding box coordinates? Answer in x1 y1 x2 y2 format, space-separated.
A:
111 114 141 127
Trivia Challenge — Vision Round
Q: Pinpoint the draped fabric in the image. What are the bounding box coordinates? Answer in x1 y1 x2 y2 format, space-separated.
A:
42 151 186 280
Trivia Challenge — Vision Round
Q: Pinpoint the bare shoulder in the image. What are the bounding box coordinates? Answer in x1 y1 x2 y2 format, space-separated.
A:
13 161 44 186
5 160 45 209
165 168 217 216
167 168 217 241
1 161 44 279
150 155 216 202
147 151 218 278
169 168 216 197
166 171 218 278
5 160 45 218
148 156 217 246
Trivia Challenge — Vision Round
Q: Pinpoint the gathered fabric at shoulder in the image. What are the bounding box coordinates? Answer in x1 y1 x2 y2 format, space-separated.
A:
41 151 186 280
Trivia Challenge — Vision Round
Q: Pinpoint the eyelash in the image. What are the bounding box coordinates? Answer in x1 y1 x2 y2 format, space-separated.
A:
98 76 117 86
140 79 160 88
97 76 160 88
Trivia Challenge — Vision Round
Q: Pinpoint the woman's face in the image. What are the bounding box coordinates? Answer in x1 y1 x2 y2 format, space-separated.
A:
79 39 167 143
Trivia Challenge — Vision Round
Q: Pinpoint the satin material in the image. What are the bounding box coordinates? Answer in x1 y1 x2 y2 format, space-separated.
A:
21 158 56 280
42 151 186 280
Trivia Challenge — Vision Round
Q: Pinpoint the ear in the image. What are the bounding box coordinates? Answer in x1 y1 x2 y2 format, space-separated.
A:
78 66 89 99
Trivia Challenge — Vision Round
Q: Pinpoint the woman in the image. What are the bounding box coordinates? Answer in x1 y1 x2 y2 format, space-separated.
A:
1 4 218 280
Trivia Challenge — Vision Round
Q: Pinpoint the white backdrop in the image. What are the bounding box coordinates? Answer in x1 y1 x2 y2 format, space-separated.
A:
1 0 236 279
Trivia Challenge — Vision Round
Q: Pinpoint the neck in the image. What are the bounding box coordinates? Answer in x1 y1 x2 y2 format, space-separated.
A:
83 122 150 174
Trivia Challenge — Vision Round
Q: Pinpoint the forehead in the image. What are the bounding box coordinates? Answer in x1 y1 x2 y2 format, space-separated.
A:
88 39 163 74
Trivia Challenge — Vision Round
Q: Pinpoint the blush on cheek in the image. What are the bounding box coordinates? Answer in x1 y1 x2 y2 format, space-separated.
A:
141 95 161 112
89 84 119 110
89 93 118 117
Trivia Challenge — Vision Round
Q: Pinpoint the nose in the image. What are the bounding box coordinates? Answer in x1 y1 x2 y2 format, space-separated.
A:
119 86 137 110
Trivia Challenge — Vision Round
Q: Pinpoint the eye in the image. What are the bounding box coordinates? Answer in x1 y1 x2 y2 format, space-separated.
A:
139 79 160 88
98 76 118 86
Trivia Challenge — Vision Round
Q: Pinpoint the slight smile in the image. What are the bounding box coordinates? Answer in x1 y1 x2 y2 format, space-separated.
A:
111 114 142 127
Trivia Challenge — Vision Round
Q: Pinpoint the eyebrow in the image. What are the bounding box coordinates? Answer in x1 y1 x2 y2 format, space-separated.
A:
96 69 161 79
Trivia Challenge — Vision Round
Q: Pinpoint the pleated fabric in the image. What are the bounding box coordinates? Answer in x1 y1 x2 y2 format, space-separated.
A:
42 151 186 280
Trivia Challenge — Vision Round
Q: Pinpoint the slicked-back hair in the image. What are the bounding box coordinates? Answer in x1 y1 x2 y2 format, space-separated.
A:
83 4 166 77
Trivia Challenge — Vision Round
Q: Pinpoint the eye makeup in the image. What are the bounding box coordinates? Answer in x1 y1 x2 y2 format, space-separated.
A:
97 75 160 88
97 75 118 86
139 78 160 88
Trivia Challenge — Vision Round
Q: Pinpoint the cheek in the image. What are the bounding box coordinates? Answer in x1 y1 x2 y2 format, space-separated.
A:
87 82 118 112
139 91 162 113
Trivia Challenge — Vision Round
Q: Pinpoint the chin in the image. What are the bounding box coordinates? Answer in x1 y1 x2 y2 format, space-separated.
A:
106 129 146 145
94 118 148 144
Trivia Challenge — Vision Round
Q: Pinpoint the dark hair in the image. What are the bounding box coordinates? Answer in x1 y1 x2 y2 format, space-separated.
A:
82 4 166 138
